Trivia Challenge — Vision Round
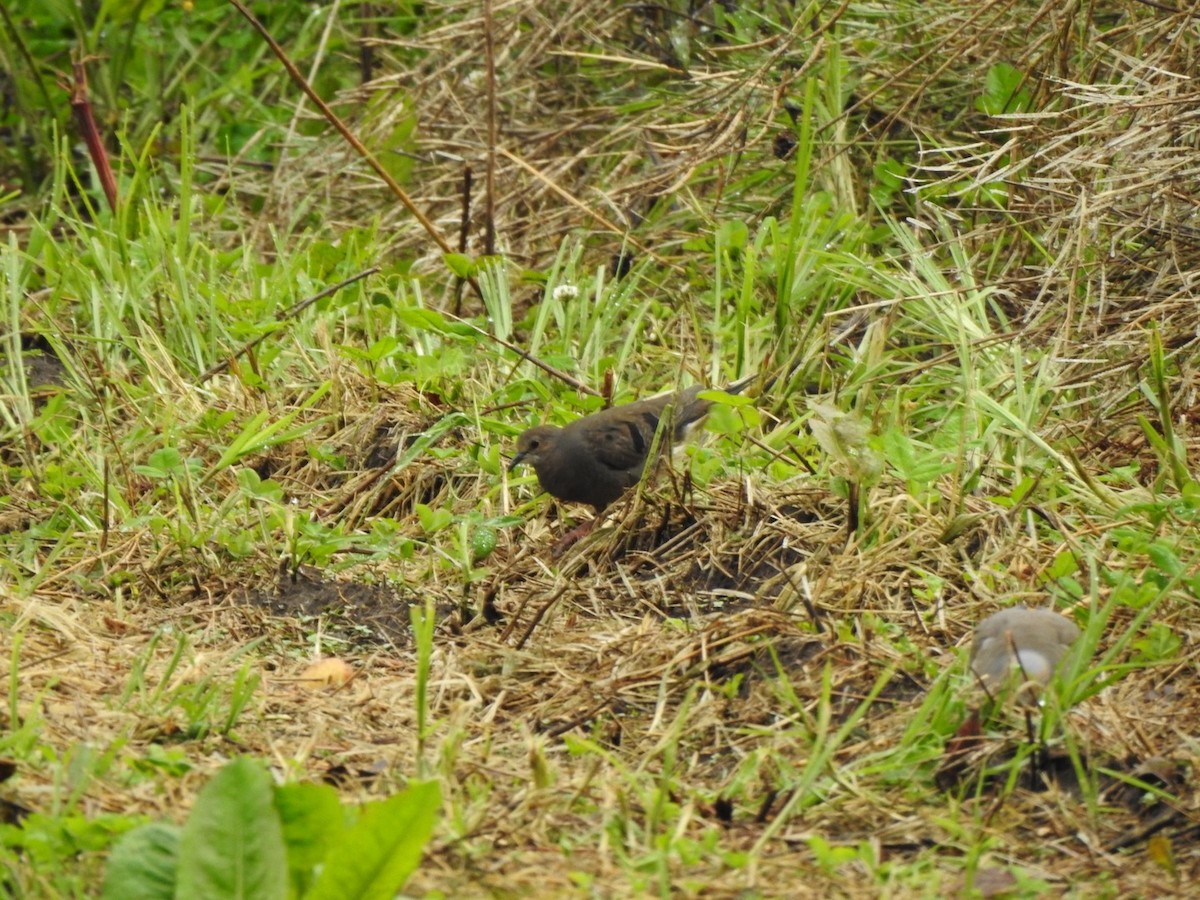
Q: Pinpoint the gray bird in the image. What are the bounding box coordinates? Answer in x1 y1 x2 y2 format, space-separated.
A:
970 607 1081 695
509 375 754 534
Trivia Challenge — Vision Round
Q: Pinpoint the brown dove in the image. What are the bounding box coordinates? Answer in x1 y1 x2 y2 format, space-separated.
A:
509 375 754 532
970 607 1081 695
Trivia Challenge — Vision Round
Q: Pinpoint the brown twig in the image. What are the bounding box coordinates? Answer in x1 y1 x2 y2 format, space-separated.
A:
513 583 571 650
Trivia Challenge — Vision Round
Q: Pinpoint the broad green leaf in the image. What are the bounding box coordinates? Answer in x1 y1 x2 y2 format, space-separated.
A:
306 780 441 900
175 758 287 900
102 822 180 900
274 782 346 897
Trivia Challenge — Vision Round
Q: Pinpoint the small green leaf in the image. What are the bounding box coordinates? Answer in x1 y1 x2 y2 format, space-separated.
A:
236 468 284 502
1147 541 1183 577
1182 481 1200 507
397 307 450 334
704 401 759 435
415 503 453 534
873 157 905 192
442 253 478 279
1043 548 1078 581
342 336 400 363
1009 475 1037 505
977 62 1032 115
870 157 906 205
134 447 190 480
1132 623 1182 663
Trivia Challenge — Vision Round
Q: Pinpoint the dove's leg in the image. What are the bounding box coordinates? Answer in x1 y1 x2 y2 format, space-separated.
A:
549 518 597 557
